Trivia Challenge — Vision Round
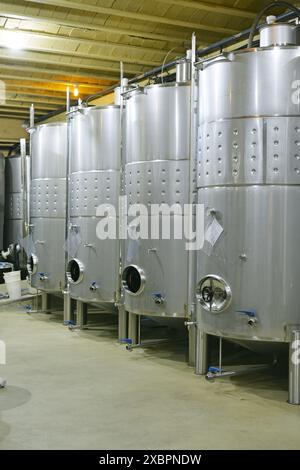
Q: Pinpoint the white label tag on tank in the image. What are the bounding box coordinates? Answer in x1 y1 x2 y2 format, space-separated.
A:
205 218 224 248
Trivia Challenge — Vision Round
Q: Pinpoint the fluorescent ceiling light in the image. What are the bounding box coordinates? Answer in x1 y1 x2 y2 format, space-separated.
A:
2 30 25 50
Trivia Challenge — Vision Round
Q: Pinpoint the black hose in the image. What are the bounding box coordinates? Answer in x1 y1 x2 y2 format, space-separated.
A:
248 1 300 48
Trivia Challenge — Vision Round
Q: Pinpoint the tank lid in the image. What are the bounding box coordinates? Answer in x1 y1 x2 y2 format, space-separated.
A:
145 82 190 90
33 121 67 131
176 57 191 84
259 21 299 47
73 104 120 113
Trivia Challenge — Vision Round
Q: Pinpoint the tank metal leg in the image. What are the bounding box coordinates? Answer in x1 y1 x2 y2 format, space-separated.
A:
118 305 128 343
289 330 300 405
76 301 88 329
41 292 49 313
128 312 140 346
32 291 40 312
63 291 74 325
188 323 196 367
195 328 208 376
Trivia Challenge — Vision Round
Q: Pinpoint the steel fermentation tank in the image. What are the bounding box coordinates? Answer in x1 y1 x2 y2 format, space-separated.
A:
67 105 121 307
4 154 23 250
122 81 193 324
195 22 300 403
29 122 67 292
0 152 4 250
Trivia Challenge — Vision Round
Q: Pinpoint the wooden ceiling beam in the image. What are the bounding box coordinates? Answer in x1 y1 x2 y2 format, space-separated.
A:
0 53 130 80
157 0 256 19
0 26 186 58
0 138 20 143
1 101 55 110
5 87 74 100
5 93 66 105
4 84 100 95
0 5 188 44
0 74 114 89
0 29 173 68
0 111 43 118
23 0 239 35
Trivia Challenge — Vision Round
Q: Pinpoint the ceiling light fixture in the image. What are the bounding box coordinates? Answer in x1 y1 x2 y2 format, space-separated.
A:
2 30 24 50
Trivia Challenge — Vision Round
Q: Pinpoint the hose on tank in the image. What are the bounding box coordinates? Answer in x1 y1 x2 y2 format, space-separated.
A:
248 1 300 48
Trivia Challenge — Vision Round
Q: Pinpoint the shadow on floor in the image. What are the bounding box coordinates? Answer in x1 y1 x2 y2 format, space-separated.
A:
0 386 31 411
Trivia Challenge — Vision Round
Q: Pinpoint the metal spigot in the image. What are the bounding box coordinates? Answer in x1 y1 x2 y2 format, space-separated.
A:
185 321 197 327
237 310 258 327
152 293 165 305
247 317 258 328
89 282 98 291
69 223 79 232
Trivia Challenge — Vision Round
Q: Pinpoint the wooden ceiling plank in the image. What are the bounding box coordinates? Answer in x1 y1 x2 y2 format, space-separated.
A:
0 54 132 80
157 0 256 19
0 29 166 67
0 25 186 56
0 74 115 88
22 0 239 35
0 5 188 44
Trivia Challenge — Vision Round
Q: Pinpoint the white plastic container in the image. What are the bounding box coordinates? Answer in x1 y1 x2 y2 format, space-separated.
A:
4 271 21 300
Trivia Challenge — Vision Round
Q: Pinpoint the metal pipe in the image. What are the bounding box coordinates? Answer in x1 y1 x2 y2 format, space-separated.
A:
20 138 29 240
289 330 300 405
64 95 73 306
187 34 198 367
66 86 70 113
115 62 124 306
85 84 117 105
30 103 35 128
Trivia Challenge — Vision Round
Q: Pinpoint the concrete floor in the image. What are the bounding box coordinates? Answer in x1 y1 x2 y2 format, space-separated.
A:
0 297 300 450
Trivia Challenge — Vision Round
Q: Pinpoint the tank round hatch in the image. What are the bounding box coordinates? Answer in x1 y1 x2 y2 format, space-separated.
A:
28 254 38 276
122 265 145 296
67 258 84 285
196 275 232 313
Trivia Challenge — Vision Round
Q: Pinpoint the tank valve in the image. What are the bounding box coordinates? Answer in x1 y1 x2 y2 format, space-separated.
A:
89 282 99 291
152 293 165 305
39 273 49 281
237 310 258 327
185 321 197 327
69 223 79 232
247 317 258 328
266 15 277 24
